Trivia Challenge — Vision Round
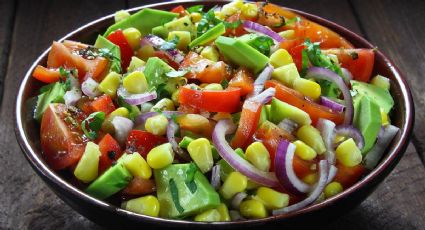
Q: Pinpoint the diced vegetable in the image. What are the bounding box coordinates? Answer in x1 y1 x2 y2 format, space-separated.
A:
187 138 214 173
123 27 142 49
239 199 267 219
145 114 169 136
270 49 293 68
335 138 362 167
74 142 101 183
254 187 289 210
245 142 271 172
147 143 174 169
194 209 221 222
220 172 248 200
121 195 160 217
324 182 343 198
122 152 152 179
98 71 121 98
293 140 317 161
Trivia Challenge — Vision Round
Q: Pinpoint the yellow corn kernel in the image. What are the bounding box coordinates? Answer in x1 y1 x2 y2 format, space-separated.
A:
212 112 232 121
221 0 244 17
214 11 225 20
123 152 152 179
293 140 317 161
272 63 300 87
168 31 191 51
217 203 231 221
114 10 130 23
136 44 155 61
201 46 219 62
324 182 343 198
336 138 362 167
293 78 321 100
150 98 175 111
302 173 318 185
334 134 346 144
123 27 142 49
147 143 174 169
194 209 221 222
381 108 390 126
204 83 223 91
74 142 100 183
190 12 202 23
279 30 295 39
187 138 214 173
371 75 390 90
102 107 130 133
121 195 160 217
270 49 294 68
296 125 326 154
255 187 289 210
98 71 121 98
245 142 271 171
145 114 168 136
241 3 258 18
240 199 268 219
123 71 148 94
127 56 145 73
220 171 248 199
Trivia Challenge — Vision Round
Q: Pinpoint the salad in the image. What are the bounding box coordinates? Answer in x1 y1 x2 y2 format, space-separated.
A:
31 0 399 221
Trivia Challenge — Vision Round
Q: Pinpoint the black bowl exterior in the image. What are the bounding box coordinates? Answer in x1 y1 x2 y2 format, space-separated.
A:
15 1 414 228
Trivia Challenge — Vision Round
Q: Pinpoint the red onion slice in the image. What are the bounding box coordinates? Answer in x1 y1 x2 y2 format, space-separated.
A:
316 118 336 165
326 165 338 184
141 35 184 64
231 192 248 210
212 119 280 187
272 160 329 215
363 125 399 170
246 64 274 99
64 89 82 106
341 68 353 85
210 164 221 190
111 116 134 145
278 119 298 134
305 67 353 125
117 87 157 106
275 140 310 194
166 119 191 162
243 20 284 43
335 125 365 149
81 77 101 98
249 87 276 104
320 96 345 113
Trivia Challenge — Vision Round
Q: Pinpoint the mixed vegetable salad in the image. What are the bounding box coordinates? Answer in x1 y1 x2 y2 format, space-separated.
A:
31 1 399 221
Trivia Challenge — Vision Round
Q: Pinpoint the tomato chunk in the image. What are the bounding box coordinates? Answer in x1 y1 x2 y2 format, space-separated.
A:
98 134 122 174
89 95 116 115
228 68 255 96
107 29 133 72
126 130 167 158
180 52 231 83
32 65 61 83
231 100 262 149
171 5 186 16
334 163 366 188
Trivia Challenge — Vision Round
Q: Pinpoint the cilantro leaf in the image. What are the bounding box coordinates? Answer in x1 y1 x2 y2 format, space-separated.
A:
81 112 105 140
248 36 274 56
187 5 204 14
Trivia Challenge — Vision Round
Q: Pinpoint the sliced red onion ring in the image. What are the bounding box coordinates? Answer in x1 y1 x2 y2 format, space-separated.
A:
135 111 183 126
341 68 353 85
275 140 310 194
212 119 280 187
363 125 399 170
243 20 284 43
320 96 345 113
326 165 338 184
278 119 298 134
210 164 221 190
335 125 365 149
111 116 134 145
81 77 101 98
231 192 248 210
246 64 274 99
273 160 329 215
141 35 184 63
64 89 82 106
305 67 353 125
316 118 336 165
249 87 275 104
167 119 191 162
117 87 157 106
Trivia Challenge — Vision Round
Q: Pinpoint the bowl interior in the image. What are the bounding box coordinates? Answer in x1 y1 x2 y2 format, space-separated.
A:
15 0 414 226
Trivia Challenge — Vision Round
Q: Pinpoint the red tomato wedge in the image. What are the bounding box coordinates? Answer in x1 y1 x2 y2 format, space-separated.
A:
228 68 255 96
265 80 344 125
40 104 87 170
126 130 167 158
231 100 262 149
171 5 186 16
107 29 133 72
89 95 116 115
180 52 231 83
32 65 61 83
334 163 366 188
178 86 241 113
98 134 122 174
323 48 375 82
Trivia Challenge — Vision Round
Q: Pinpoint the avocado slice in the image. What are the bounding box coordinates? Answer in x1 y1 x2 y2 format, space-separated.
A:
351 80 394 113
188 23 226 49
94 35 121 73
353 96 382 155
152 16 195 39
154 163 220 218
85 158 132 200
34 82 66 121
215 36 269 74
270 97 312 126
104 8 177 36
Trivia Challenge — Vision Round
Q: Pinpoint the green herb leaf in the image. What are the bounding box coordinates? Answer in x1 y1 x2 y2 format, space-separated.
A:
285 16 301 26
223 20 242 29
169 178 185 214
248 36 274 56
81 112 105 140
220 78 229 89
187 5 204 14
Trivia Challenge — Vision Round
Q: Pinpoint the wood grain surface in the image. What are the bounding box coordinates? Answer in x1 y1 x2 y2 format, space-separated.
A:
1 0 424 229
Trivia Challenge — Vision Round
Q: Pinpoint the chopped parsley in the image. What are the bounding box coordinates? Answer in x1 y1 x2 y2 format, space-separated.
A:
187 5 204 14
81 112 105 140
248 36 274 56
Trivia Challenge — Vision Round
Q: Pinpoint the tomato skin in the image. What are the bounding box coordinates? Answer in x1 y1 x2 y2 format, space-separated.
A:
170 5 186 16
32 65 61 83
228 68 255 96
107 29 133 71
231 100 262 149
265 80 344 125
126 130 167 158
179 86 241 113
40 104 86 170
224 13 249 37
121 177 156 196
89 95 116 115
180 52 231 83
98 134 122 174
324 49 375 82
334 163 366 188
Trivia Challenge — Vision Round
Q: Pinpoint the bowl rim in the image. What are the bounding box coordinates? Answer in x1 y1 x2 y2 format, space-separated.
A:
14 0 414 226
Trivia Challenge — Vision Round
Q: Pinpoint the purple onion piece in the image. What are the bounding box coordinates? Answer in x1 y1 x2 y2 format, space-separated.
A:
278 119 298 134
320 96 345 113
117 87 157 106
166 119 191 162
141 35 184 64
316 118 336 165
243 20 284 43
111 116 134 145
246 64 274 99
81 77 101 98
363 125 399 170
231 192 248 210
210 164 221 190
335 125 365 150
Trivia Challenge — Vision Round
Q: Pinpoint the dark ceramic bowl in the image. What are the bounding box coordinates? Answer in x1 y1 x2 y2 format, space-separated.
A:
15 1 414 229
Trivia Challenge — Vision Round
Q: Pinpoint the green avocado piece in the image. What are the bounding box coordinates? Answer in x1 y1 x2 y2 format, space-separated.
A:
94 35 121 73
34 82 66 121
215 36 269 74
188 23 225 49
351 80 394 113
104 8 177 36
270 97 312 125
154 163 220 219
353 96 382 155
143 57 174 88
236 33 260 44
85 158 132 200
152 16 195 39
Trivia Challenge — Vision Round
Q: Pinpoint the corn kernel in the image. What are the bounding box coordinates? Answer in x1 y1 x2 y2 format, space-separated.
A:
381 108 390 126
204 83 223 91
123 27 142 49
147 143 174 169
74 142 100 183
221 0 244 17
220 172 247 199
187 138 214 173
293 78 321 100
255 187 289 210
324 182 343 198
293 140 317 161
145 114 168 136
270 49 293 68
272 63 300 87
121 195 160 217
102 107 130 133
334 134 346 144
136 44 155 61
114 10 130 23
217 203 231 221
123 152 152 179
98 71 121 98
127 56 145 73
240 199 268 219
241 3 258 18
371 75 390 90
214 11 225 20
123 71 148 94
168 31 191 51
190 12 202 23
245 142 271 171
336 138 362 167
201 46 219 62
296 125 326 154
278 30 295 39
302 173 318 185
150 98 175 111
194 209 221 222
212 112 232 121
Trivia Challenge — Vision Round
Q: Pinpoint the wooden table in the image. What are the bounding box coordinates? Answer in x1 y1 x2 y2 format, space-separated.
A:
1 0 424 229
